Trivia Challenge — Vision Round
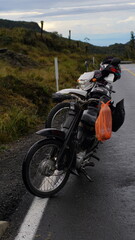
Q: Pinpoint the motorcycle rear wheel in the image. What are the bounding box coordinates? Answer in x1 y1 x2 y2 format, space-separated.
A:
22 139 70 198
46 102 70 129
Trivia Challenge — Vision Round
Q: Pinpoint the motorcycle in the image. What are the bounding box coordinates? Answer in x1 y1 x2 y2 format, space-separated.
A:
45 57 121 129
22 58 125 198
45 71 113 129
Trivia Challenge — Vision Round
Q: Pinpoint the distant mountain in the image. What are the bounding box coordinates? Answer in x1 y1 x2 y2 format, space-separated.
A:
89 42 127 56
0 19 41 32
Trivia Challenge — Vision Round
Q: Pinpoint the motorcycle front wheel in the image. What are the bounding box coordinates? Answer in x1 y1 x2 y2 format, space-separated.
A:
45 102 70 129
22 139 70 198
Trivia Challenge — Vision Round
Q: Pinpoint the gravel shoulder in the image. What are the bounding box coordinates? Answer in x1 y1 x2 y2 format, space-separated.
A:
0 128 43 221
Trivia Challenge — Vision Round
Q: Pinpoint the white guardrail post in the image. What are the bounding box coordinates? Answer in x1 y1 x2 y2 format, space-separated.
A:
54 57 59 91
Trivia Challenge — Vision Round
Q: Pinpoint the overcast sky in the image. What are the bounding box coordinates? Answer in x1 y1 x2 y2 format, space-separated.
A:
0 0 135 46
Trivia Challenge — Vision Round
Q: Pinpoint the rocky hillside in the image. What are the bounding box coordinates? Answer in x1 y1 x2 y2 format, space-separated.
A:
0 19 41 32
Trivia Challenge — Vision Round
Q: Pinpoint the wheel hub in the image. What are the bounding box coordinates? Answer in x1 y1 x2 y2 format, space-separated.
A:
38 159 56 176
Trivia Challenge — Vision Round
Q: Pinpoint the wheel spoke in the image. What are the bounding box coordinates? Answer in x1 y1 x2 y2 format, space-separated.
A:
28 142 68 194
51 107 69 129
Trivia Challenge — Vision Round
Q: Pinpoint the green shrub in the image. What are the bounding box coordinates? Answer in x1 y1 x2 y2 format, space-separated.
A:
0 75 52 116
0 106 40 144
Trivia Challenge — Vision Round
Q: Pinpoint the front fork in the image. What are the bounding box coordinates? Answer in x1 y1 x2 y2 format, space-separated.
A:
57 102 82 170
57 132 77 170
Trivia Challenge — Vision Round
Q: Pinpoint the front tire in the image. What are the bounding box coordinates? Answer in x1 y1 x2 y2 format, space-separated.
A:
22 139 70 198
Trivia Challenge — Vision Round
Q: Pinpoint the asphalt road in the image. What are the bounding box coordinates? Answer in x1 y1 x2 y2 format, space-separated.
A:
2 64 135 240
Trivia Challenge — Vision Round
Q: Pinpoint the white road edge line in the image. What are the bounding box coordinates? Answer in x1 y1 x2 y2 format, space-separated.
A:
14 197 49 240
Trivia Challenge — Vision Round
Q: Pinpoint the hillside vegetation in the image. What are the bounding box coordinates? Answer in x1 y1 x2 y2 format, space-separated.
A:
0 19 132 145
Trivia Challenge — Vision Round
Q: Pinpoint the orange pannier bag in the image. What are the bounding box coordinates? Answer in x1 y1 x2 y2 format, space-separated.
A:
95 101 112 141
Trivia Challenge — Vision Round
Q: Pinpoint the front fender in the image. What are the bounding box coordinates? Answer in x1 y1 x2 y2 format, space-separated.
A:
36 128 65 140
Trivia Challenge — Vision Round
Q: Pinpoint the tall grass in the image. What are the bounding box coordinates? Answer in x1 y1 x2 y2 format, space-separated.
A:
0 106 40 144
0 27 104 145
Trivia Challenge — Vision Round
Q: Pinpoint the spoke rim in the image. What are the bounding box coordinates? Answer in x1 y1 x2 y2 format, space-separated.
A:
29 143 67 193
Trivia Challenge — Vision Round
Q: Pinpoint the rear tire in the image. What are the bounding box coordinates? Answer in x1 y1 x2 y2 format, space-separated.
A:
22 139 70 198
46 102 70 129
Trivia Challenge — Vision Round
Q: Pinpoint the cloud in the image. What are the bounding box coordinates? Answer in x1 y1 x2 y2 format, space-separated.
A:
1 1 135 18
28 2 135 18
0 0 134 46
0 0 56 11
118 16 135 23
0 11 42 17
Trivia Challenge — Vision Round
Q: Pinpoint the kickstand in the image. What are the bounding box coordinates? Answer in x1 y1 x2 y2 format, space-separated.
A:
79 167 93 182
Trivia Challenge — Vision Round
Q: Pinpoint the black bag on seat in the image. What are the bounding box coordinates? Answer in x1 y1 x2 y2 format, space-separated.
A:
112 99 125 132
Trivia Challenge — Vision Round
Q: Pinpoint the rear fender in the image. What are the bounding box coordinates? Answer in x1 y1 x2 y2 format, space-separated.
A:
36 128 65 140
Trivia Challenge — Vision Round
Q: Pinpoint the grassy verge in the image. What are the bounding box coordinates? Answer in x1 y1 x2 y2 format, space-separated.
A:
0 27 105 145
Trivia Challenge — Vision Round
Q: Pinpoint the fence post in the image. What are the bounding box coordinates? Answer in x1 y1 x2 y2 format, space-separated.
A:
54 57 59 91
40 21 44 39
93 56 95 66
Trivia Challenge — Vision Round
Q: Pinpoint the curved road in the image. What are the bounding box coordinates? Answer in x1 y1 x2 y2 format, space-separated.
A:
2 64 135 240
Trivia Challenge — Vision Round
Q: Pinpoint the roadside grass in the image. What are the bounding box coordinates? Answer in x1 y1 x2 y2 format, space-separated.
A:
0 53 99 145
0 144 8 152
0 105 40 144
0 27 106 146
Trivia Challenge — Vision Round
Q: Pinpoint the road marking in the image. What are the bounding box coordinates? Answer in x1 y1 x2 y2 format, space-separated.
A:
122 67 135 76
14 197 48 240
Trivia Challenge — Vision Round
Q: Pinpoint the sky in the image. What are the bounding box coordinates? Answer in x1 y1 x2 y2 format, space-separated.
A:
0 0 135 46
